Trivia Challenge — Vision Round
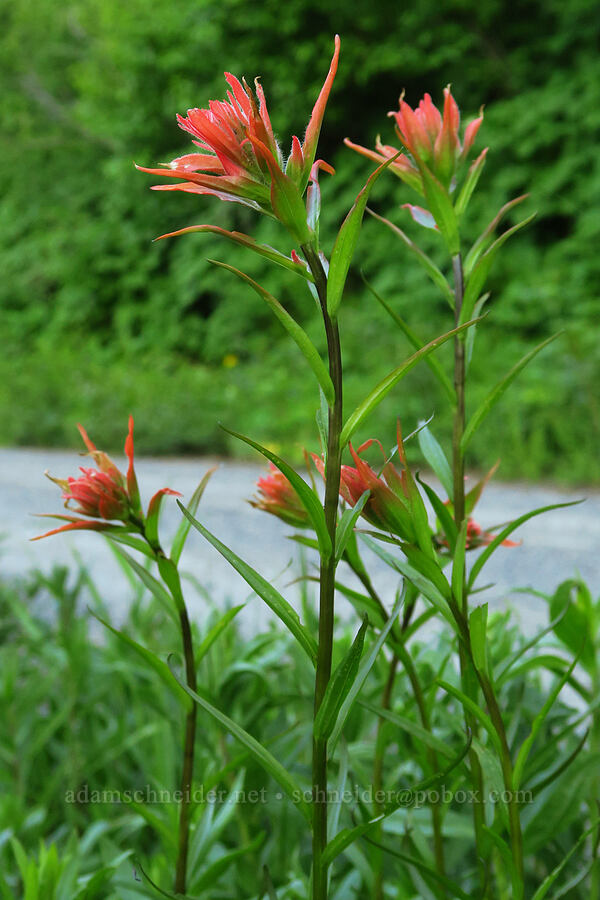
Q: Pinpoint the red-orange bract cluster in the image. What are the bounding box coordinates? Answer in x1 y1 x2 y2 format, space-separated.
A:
137 37 340 243
34 418 179 541
249 463 309 528
345 86 485 198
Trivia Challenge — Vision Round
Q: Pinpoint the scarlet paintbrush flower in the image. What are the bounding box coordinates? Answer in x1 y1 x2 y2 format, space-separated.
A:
345 86 485 194
249 463 309 528
313 426 429 546
34 417 180 541
137 36 340 243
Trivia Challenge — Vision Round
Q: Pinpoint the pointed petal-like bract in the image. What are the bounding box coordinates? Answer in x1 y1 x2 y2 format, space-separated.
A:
300 35 340 191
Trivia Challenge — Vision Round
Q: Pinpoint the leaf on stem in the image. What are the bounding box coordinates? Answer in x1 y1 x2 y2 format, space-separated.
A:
362 275 455 405
461 332 561 451
327 153 402 318
341 316 480 446
196 605 245 664
154 224 315 281
177 501 317 665
106 541 178 624
467 500 582 591
335 491 370 563
463 195 529 276
437 679 503 756
365 211 455 308
329 593 404 749
209 261 334 406
530 819 600 900
417 424 454 500
168 658 312 824
171 467 217 565
314 617 369 742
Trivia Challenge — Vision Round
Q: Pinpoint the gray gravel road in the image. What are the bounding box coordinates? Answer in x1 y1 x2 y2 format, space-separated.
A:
2 447 599 636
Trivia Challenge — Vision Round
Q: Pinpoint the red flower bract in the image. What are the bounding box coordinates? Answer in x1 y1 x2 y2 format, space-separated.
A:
33 417 180 541
345 86 485 193
137 36 340 242
249 463 309 528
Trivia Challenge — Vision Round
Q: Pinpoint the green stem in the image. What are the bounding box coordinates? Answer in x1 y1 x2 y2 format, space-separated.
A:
451 252 488 889
373 653 398 900
302 243 343 900
147 537 197 896
350 566 446 879
174 604 198 894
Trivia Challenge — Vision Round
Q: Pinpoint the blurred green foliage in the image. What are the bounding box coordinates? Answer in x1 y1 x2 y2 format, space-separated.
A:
2 0 599 479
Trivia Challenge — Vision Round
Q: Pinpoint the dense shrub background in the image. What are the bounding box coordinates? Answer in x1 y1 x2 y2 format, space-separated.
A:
2 0 599 480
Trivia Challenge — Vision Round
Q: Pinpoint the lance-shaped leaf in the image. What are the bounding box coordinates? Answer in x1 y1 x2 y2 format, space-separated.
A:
549 578 596 673
438 679 503 756
170 467 216 565
417 474 457 552
359 699 454 757
361 837 472 900
460 212 536 325
330 593 403 749
209 261 334 406
154 224 314 281
335 491 370 563
419 165 460 254
469 602 489 674
177 501 317 665
513 654 579 789
192 831 265 893
327 153 402 318
322 732 472 865
464 194 529 276
341 317 479 446
107 541 178 624
461 332 561 451
145 488 182 550
168 659 311 823
530 819 600 900
221 425 331 558
314 617 368 742
526 727 590 796
494 602 571 686
467 500 581 590
362 275 455 404
196 604 245 664
362 535 457 632
90 610 192 710
418 424 454 500
454 147 488 219
366 209 455 307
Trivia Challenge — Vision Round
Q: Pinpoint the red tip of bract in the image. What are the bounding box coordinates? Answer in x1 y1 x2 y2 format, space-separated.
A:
77 423 97 454
124 415 142 515
32 518 115 541
301 35 340 186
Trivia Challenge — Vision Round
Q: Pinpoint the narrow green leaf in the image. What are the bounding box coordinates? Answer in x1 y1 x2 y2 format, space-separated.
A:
155 224 314 280
513 654 579 789
482 827 521 898
196 605 245 664
221 426 332 559
419 165 460 254
210 261 334 405
327 154 401 318
527 728 590 795
177 502 317 666
169 660 311 824
469 602 489 674
341 316 480 446
438 679 503 756
418 424 454 500
530 820 600 900
192 831 265 892
549 579 596 673
106 541 178 624
451 521 468 612
454 149 488 218
336 491 370 563
322 815 385 866
314 618 368 742
464 195 529 276
105 531 155 558
359 699 454 758
171 467 216 565
360 836 472 900
465 293 490 371
495 603 571 685
89 610 192 709
365 210 455 308
417 475 457 552
460 212 536 324
362 535 457 632
364 277 455 405
332 581 386 628
468 501 581 590
462 333 561 451
330 594 403 749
